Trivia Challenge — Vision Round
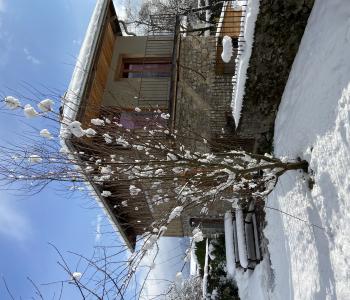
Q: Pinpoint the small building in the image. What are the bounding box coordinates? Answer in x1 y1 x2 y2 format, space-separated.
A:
60 0 253 250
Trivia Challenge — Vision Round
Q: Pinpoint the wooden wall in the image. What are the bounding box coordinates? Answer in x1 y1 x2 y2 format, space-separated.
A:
215 6 242 75
102 36 174 109
220 6 243 38
81 21 116 127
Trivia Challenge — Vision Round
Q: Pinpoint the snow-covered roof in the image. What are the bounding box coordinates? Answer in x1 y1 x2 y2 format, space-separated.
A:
59 0 135 251
61 0 109 131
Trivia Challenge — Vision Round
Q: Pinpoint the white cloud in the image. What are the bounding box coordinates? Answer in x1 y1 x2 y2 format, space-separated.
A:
23 48 41 65
0 197 31 241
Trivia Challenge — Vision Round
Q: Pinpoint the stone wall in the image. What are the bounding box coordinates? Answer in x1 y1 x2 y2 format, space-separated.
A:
176 36 249 152
175 36 214 152
174 36 240 232
236 0 314 153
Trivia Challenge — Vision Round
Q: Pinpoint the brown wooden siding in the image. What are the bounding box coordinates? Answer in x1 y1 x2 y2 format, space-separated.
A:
220 6 243 37
82 21 116 127
215 6 242 75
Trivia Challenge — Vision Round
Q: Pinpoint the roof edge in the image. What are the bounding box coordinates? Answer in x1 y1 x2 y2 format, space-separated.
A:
61 0 110 132
59 1 135 251
66 140 135 252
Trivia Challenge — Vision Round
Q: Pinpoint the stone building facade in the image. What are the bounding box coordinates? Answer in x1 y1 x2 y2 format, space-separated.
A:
176 35 253 154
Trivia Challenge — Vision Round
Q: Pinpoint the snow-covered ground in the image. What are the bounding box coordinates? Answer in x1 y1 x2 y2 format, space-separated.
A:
233 1 350 299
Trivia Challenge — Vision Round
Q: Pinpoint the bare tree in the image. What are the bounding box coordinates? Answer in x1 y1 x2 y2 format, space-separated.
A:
0 101 307 217
0 94 308 299
121 0 224 35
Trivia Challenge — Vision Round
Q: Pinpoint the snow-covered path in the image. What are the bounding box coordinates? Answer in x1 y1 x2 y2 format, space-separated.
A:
264 0 350 299
231 1 350 299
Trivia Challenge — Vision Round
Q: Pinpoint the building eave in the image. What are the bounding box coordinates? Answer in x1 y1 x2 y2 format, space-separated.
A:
60 0 110 134
65 140 136 252
60 0 135 251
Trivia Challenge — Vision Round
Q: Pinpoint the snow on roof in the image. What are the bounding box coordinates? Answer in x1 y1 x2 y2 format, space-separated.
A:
58 0 135 251
60 0 109 139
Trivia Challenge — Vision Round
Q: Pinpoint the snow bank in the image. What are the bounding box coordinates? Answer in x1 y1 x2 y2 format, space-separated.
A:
263 1 350 299
227 1 350 299
224 211 235 277
234 256 272 300
231 0 260 127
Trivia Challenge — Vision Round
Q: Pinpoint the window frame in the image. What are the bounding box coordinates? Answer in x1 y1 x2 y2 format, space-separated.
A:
116 56 172 80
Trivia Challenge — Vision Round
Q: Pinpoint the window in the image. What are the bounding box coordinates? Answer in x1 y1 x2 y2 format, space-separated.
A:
119 57 172 79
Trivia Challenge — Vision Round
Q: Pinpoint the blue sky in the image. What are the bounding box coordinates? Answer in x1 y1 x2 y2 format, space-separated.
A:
0 0 113 298
0 1 188 298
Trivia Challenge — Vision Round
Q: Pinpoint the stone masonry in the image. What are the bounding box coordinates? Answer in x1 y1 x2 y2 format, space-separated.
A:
174 35 236 222
175 36 246 152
